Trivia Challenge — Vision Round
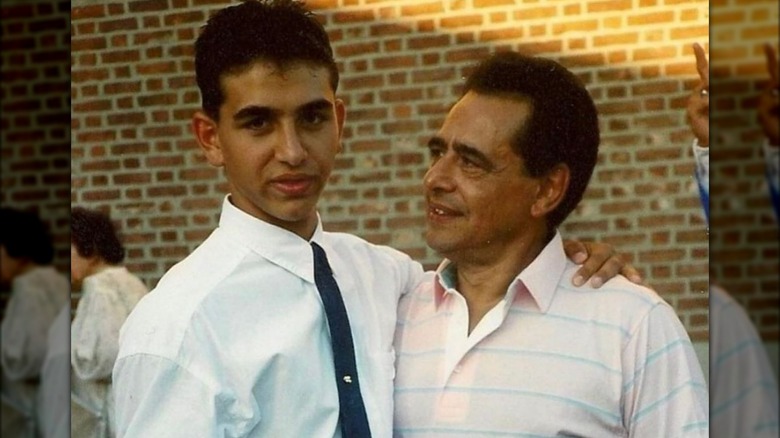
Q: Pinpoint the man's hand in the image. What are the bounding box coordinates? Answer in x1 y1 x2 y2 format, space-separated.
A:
758 43 779 147
686 42 709 147
563 239 643 288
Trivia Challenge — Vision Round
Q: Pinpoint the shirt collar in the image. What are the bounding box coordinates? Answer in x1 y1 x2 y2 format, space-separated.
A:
432 231 567 314
217 195 323 284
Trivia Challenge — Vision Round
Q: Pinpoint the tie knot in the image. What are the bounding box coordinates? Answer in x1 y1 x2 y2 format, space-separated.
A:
311 241 334 277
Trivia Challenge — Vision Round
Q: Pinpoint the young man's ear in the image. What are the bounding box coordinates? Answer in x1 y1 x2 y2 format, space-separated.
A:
531 163 570 218
192 111 224 167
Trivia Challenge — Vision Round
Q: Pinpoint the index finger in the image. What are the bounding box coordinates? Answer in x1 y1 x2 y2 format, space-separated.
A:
764 43 778 84
693 43 709 85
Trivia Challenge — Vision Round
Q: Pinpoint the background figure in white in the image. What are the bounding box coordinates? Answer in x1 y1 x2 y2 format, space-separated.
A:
70 207 149 437
0 207 70 438
688 42 780 437
37 304 70 438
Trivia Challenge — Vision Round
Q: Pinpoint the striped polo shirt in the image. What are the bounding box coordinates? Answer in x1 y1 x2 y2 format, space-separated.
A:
393 232 709 437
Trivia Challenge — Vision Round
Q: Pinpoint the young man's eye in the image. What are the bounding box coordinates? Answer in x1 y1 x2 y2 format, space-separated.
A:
245 118 270 131
301 111 328 126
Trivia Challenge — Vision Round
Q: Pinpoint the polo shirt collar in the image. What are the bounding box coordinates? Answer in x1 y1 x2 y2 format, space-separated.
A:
433 231 566 314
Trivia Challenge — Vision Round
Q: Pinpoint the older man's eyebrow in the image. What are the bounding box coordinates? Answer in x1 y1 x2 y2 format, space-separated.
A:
427 136 446 150
453 141 495 170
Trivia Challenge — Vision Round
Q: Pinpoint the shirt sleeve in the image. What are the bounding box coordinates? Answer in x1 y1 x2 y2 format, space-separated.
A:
71 283 128 380
113 353 238 437
0 288 51 380
621 302 709 437
762 140 780 220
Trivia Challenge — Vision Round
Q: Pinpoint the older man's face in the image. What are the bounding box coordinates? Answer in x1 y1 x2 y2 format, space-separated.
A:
423 91 543 262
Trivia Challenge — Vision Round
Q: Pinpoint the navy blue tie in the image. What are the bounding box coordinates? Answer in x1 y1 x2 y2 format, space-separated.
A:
311 242 372 438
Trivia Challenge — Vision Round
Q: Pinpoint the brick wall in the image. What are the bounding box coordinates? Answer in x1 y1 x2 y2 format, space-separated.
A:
709 0 779 341
1 0 71 313
70 0 714 340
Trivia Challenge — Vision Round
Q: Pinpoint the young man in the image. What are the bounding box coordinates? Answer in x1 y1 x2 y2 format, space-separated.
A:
393 52 709 437
113 1 637 436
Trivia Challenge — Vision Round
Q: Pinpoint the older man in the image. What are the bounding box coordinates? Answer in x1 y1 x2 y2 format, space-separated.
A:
394 52 709 437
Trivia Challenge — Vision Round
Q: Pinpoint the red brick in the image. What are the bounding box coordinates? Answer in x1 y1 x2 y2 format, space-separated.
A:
445 47 491 63
479 28 524 41
76 130 117 143
98 18 138 33
587 0 632 12
129 0 170 13
552 19 598 35
164 10 205 26
373 56 416 70
512 6 557 20
400 2 444 16
101 50 141 64
136 61 178 75
627 11 674 25
180 168 219 181
82 189 121 202
408 35 451 49
72 68 110 83
440 15 483 28
336 42 380 57
593 33 639 47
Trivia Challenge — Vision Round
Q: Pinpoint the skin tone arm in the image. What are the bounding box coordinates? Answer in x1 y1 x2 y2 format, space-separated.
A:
563 240 643 287
689 42 778 148
687 42 709 147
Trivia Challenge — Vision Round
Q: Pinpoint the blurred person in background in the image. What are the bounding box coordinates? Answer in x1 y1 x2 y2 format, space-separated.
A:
36 304 70 438
687 41 779 437
0 207 69 438
70 207 149 437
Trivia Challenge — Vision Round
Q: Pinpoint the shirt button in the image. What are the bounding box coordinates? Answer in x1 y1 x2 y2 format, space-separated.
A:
343 375 352 383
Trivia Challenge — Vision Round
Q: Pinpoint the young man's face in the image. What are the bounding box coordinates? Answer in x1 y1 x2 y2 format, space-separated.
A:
423 92 544 261
194 61 345 238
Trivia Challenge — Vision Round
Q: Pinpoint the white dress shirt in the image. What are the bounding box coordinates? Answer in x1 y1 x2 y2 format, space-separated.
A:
394 232 709 437
71 266 149 438
113 196 425 437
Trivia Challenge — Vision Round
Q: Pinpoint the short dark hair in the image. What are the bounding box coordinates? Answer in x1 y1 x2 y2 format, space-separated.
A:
195 0 339 120
0 207 55 265
71 207 125 265
463 51 600 229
